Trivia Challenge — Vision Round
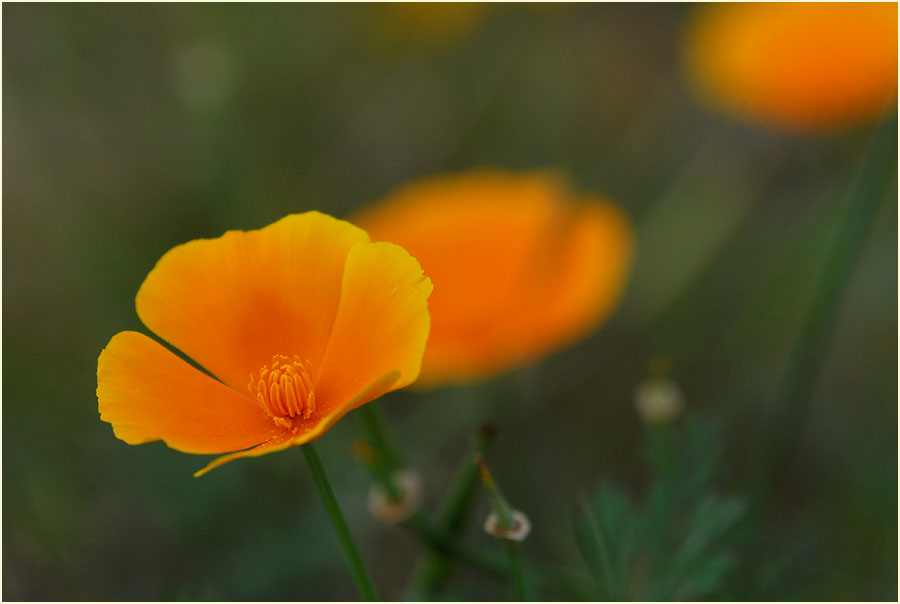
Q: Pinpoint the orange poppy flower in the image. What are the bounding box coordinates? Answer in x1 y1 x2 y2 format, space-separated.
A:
683 2 898 132
97 212 432 476
354 170 633 386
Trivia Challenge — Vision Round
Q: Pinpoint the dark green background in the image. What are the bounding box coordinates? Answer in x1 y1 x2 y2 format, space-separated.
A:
3 3 896 600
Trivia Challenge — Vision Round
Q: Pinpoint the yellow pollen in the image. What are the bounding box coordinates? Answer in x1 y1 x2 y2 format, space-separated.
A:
249 355 316 428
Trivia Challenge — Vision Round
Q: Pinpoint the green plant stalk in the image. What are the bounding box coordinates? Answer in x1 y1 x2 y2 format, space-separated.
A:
355 404 404 503
353 406 501 598
408 510 507 575
476 457 533 600
481 471 516 530
357 404 403 471
360 445 402 503
354 410 582 599
580 498 618 600
302 443 380 601
440 428 496 530
407 512 595 600
646 422 676 581
506 541 529 601
409 427 495 598
752 113 898 501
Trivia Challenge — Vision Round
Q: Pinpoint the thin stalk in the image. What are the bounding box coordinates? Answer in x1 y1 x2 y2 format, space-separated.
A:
438 426 497 530
302 443 380 601
356 404 403 471
751 113 898 502
369 459 402 503
581 497 618 600
353 439 402 503
476 455 516 530
354 410 585 599
355 404 404 504
647 422 676 572
475 454 533 599
506 541 529 601
354 406 498 598
409 426 495 598
408 509 507 575
407 512 595 600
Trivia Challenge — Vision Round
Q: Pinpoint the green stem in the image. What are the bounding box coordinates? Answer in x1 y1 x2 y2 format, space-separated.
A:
302 443 380 601
478 460 516 531
355 404 403 502
752 113 898 501
408 510 507 575
353 411 581 599
408 426 495 598
581 496 617 600
477 457 531 599
438 427 496 529
356 404 403 471
369 458 402 503
647 422 675 570
407 511 595 600
506 541 529 601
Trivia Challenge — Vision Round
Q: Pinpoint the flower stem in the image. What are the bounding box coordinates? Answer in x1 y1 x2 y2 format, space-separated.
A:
408 425 496 598
646 422 675 564
506 541 529 601
580 495 618 600
476 453 517 530
407 512 594 600
302 443 380 601
355 403 407 504
353 411 576 599
751 113 897 501
356 403 403 471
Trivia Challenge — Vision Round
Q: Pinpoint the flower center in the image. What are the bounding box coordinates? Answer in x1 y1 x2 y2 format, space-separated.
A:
249 355 316 428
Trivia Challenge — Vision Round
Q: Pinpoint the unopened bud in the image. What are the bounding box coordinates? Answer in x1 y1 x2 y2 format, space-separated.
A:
475 453 529 541
483 509 531 542
634 376 684 424
367 470 422 524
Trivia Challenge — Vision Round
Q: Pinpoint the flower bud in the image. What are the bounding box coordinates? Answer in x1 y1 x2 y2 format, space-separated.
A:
475 453 531 542
483 509 532 542
634 376 684 424
367 470 422 524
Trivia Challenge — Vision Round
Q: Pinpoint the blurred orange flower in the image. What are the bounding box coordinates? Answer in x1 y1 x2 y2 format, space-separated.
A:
683 2 898 132
354 170 633 386
381 2 489 45
97 212 432 476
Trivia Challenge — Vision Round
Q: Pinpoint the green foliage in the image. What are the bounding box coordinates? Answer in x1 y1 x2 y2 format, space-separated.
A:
574 417 746 601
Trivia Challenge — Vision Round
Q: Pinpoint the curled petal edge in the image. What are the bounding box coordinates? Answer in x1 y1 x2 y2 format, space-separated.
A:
193 370 401 477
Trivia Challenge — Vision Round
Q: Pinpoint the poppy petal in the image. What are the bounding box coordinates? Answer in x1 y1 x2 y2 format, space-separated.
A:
526 197 634 353
355 171 567 330
355 170 634 385
135 212 370 393
314 242 432 412
194 370 402 476
684 2 898 131
410 198 633 385
97 331 281 454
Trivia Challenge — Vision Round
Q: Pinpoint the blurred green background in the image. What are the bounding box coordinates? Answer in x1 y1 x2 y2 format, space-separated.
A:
3 3 896 600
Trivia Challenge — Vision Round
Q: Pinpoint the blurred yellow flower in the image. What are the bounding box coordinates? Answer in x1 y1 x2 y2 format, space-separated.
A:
683 2 898 132
97 212 432 476
354 170 634 386
381 2 489 45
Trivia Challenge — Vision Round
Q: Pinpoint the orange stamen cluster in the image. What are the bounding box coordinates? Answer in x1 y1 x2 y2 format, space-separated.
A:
249 355 316 428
